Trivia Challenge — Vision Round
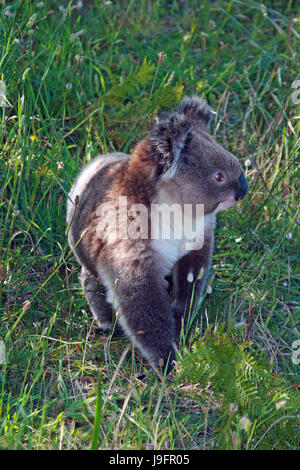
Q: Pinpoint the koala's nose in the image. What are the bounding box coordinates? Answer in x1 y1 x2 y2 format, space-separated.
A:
235 173 248 201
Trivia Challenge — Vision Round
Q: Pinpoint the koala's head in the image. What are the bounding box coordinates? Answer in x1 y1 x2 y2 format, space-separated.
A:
149 96 248 214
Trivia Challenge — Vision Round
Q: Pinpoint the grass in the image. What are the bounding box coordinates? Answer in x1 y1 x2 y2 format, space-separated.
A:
0 0 299 450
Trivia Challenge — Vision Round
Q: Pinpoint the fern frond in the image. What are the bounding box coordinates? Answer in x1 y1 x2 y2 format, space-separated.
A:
177 324 300 449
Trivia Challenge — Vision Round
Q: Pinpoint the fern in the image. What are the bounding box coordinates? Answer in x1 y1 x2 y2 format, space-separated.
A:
178 325 300 449
106 58 156 106
100 57 183 149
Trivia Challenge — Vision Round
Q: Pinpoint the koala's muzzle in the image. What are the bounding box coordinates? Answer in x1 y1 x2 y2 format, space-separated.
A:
235 173 248 201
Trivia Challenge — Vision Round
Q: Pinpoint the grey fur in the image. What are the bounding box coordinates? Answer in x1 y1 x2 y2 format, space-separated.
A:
67 96 248 373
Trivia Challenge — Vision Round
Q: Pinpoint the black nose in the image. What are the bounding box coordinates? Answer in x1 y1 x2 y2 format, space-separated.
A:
235 173 248 201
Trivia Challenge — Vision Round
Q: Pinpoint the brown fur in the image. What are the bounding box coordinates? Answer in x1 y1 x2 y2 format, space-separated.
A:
67 96 248 373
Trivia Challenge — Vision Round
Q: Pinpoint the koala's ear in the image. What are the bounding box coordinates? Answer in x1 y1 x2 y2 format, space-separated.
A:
149 112 192 176
175 95 213 129
148 96 212 177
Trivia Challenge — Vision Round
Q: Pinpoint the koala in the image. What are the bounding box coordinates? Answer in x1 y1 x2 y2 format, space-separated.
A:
66 96 248 373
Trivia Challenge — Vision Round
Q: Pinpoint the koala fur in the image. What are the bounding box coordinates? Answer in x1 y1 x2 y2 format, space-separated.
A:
67 96 248 373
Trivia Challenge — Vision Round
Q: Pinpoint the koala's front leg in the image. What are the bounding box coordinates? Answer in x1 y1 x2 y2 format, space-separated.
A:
172 233 214 337
105 268 176 373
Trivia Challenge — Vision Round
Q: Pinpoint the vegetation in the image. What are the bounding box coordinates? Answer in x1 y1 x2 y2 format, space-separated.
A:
0 0 299 450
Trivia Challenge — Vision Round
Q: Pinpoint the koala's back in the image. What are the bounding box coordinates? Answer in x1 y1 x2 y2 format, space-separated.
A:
67 152 129 274
67 153 128 226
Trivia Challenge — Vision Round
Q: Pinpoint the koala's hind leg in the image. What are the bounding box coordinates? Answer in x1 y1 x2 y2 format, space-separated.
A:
172 234 214 337
80 267 123 336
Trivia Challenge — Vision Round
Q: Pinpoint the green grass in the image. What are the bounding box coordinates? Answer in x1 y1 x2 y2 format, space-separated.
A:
0 0 299 450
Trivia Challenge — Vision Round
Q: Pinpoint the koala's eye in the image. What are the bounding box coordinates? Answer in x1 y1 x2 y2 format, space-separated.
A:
214 171 225 183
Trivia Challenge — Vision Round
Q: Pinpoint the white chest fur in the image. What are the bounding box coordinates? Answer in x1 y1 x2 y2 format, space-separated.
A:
150 189 215 275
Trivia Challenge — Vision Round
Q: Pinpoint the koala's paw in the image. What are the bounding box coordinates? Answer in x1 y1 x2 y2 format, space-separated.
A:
95 324 125 338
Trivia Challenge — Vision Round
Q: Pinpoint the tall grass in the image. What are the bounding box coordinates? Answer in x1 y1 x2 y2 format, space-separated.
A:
0 0 299 449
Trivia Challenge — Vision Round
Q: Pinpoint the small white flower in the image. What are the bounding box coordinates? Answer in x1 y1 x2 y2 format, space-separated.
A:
229 403 238 416
57 161 64 170
0 80 12 108
66 83 72 90
292 340 300 365
26 13 37 29
261 4 268 17
235 237 242 243
75 55 83 64
208 20 216 31
37 2 44 7
239 414 251 432
69 30 85 41
286 232 293 239
4 7 13 17
22 300 31 312
59 5 69 16
0 341 6 365
275 400 287 410
206 285 212 294
245 159 251 167
234 320 247 329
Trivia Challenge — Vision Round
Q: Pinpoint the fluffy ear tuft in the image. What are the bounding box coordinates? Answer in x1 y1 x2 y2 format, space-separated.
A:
148 95 212 177
149 112 191 177
175 95 213 128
